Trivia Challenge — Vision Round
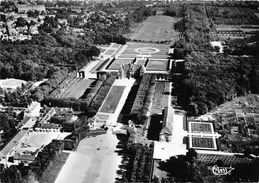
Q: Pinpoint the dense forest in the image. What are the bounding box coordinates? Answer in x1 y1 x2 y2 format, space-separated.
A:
205 4 259 25
167 3 259 115
0 28 99 81
115 142 154 183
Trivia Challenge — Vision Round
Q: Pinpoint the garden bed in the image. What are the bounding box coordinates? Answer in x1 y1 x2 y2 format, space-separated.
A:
190 122 213 133
146 60 168 71
99 85 126 113
191 136 215 149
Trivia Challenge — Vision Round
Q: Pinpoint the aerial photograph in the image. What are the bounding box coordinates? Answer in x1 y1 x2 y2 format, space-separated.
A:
0 0 258 182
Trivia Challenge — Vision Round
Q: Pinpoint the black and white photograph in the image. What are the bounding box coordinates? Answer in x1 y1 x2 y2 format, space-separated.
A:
0 0 258 182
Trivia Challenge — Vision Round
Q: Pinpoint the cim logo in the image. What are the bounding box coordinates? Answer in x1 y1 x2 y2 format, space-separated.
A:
209 165 235 175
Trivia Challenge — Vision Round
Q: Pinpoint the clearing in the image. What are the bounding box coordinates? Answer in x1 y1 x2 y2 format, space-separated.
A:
126 15 180 42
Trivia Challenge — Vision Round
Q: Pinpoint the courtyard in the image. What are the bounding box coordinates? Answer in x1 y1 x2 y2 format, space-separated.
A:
55 132 122 183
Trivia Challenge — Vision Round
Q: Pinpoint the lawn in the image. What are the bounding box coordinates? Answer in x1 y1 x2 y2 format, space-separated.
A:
190 123 213 133
60 79 94 99
99 85 126 113
151 82 165 114
128 15 180 42
191 137 215 149
135 58 147 65
117 42 169 60
146 60 168 71
104 49 115 55
107 59 133 70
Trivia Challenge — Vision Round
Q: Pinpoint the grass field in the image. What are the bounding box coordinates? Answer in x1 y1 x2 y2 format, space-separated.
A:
146 60 168 71
104 49 116 55
190 123 213 133
135 58 147 65
60 79 94 99
107 59 133 70
99 85 126 113
128 15 180 42
117 42 169 60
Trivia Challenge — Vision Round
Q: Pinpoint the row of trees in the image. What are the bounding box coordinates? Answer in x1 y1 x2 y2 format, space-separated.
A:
116 143 154 183
41 72 117 113
42 97 88 112
157 149 220 182
0 112 20 141
0 140 64 183
88 73 117 113
48 72 77 98
130 74 155 123
205 5 259 25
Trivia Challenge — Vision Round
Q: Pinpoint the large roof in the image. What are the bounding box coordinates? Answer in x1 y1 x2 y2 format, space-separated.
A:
160 107 174 135
0 129 28 157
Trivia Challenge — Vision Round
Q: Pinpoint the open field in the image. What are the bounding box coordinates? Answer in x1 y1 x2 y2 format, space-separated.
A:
60 79 94 99
146 60 168 71
190 123 213 133
55 133 122 183
99 86 126 113
128 15 180 42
